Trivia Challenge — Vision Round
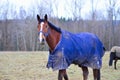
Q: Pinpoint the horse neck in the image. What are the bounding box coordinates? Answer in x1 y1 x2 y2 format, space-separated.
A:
46 27 61 51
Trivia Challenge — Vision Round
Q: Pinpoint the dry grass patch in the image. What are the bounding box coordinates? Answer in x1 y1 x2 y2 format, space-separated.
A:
0 51 120 80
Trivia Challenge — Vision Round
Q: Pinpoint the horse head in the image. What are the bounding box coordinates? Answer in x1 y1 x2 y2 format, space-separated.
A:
37 14 50 44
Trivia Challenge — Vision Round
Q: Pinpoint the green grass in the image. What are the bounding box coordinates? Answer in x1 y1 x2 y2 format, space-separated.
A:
0 51 120 80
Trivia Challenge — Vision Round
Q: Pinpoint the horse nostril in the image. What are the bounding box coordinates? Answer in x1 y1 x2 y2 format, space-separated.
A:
41 39 45 45
42 39 45 42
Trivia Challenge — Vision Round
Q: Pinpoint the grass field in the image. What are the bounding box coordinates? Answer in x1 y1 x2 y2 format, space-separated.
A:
0 51 120 80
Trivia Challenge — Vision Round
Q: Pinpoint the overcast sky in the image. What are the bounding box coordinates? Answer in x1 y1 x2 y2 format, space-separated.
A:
0 0 120 20
55 0 107 18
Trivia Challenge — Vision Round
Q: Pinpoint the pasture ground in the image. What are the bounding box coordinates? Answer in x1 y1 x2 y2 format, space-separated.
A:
0 51 120 80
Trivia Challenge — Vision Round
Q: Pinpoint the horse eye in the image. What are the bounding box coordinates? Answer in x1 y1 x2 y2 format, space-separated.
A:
37 25 39 28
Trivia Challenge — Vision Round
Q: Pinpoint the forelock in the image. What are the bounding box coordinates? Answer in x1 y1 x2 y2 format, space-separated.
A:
39 19 44 23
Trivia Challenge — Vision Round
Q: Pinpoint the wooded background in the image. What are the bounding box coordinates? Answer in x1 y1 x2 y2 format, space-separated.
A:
0 19 120 51
0 0 120 51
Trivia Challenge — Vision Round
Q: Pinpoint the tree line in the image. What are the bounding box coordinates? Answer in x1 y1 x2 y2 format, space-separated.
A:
0 19 120 51
0 0 120 51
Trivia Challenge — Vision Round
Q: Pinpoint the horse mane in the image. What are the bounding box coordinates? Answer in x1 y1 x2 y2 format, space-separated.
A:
39 19 61 33
48 22 61 33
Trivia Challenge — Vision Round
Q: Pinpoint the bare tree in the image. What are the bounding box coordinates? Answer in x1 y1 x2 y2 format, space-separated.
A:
106 0 118 49
90 0 99 20
107 0 117 20
67 0 84 20
42 0 54 17
2 0 9 50
36 0 54 17
19 7 26 19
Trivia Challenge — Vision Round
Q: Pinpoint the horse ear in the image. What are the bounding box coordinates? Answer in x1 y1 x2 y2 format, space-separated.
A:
37 14 40 22
44 14 48 21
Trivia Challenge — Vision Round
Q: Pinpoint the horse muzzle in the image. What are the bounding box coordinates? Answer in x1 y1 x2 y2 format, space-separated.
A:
39 38 45 45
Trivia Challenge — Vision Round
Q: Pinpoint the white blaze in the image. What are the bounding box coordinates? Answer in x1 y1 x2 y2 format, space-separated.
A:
39 22 44 43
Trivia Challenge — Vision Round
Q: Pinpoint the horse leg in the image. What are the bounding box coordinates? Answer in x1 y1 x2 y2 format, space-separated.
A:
81 66 89 80
93 69 100 80
114 58 118 70
58 69 68 80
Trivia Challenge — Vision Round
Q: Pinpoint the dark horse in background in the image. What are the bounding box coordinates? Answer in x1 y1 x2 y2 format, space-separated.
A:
37 14 105 80
109 46 120 69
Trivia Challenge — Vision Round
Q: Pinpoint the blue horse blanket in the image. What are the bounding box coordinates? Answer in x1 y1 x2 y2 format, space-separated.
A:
47 30 105 71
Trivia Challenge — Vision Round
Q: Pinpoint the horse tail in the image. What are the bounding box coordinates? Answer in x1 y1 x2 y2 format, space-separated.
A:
109 52 115 66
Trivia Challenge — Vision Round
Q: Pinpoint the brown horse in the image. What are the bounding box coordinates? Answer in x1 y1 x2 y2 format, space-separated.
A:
37 14 105 80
